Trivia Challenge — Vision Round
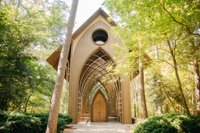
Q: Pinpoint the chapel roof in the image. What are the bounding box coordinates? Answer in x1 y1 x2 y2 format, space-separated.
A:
47 8 115 70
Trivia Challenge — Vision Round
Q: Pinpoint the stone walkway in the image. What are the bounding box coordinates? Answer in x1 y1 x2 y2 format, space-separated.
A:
64 122 133 133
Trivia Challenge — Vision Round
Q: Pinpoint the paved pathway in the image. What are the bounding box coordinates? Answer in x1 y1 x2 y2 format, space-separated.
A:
64 122 133 133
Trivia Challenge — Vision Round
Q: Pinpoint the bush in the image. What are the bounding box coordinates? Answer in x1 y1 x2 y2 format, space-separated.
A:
0 111 72 133
134 114 200 133
0 111 8 127
181 116 200 133
32 113 72 132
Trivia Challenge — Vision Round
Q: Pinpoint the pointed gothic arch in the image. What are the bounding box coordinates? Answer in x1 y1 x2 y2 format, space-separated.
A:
79 48 120 119
47 8 131 124
91 90 108 122
79 48 117 93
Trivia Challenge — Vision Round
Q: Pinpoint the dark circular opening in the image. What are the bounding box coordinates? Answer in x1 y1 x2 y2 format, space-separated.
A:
92 30 108 45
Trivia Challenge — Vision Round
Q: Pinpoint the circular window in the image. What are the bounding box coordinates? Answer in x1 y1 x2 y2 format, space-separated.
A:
92 29 108 45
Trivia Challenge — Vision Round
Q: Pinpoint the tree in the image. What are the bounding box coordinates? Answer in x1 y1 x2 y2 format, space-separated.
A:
24 64 55 113
104 0 199 116
0 0 68 112
46 0 79 132
194 59 200 115
190 36 200 115
0 5 39 111
139 62 148 118
139 43 148 118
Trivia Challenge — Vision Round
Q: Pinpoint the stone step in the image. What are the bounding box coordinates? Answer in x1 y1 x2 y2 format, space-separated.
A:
108 116 118 122
81 113 91 117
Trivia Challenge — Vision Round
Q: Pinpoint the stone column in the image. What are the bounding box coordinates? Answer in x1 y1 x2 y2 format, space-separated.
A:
121 76 131 124
68 68 79 123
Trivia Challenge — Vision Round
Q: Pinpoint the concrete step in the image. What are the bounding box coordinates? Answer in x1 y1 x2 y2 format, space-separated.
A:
108 117 118 122
81 113 91 117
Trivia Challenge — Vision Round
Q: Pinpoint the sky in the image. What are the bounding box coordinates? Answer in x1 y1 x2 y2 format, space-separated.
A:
67 0 105 30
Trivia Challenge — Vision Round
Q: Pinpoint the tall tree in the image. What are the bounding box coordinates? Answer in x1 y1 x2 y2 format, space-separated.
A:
104 0 199 116
139 43 148 118
46 0 79 133
0 0 67 111
194 58 200 115
167 39 191 116
139 62 148 118
192 39 200 115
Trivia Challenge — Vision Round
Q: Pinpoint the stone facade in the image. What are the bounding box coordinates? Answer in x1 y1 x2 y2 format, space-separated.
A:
47 8 131 124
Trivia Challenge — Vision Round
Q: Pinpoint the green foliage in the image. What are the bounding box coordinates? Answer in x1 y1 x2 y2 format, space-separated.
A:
24 64 55 113
134 114 200 133
0 5 33 110
0 112 41 133
0 111 72 133
0 111 8 126
181 116 200 133
105 0 200 116
104 0 200 72
0 1 68 112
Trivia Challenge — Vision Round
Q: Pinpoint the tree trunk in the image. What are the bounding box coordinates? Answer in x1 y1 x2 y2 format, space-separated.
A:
17 0 21 8
167 40 191 116
194 58 200 115
163 89 178 113
133 103 137 118
139 62 148 118
138 43 148 119
24 90 34 112
46 0 79 133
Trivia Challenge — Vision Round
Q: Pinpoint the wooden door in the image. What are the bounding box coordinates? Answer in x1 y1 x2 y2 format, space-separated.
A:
92 92 107 122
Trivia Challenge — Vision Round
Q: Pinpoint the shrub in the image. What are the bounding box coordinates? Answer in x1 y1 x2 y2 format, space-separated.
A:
0 111 72 133
32 113 73 132
0 111 8 126
181 116 200 133
134 114 200 133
